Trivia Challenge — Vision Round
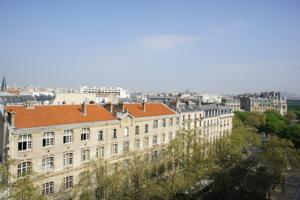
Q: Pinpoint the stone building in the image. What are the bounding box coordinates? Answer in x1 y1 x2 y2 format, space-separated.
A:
239 92 287 115
0 102 179 196
172 100 234 143
221 97 241 112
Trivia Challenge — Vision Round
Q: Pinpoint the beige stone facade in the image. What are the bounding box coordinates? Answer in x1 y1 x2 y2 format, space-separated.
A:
175 101 234 143
0 103 179 196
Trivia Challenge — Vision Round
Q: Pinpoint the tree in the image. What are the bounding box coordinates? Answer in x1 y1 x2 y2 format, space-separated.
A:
285 111 297 121
9 174 46 200
259 136 300 193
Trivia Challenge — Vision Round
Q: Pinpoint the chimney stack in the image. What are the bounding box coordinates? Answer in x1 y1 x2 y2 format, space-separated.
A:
142 102 146 112
119 102 125 112
82 102 87 116
110 103 113 113
8 112 16 127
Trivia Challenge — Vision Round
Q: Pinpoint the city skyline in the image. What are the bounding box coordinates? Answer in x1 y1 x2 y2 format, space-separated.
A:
1 0 300 94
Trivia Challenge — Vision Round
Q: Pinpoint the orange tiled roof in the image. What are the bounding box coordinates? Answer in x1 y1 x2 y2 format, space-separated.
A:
5 104 116 129
124 103 176 118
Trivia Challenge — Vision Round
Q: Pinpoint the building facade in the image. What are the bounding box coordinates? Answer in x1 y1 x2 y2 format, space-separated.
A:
1 103 179 196
221 97 241 112
80 86 130 99
173 100 234 144
240 92 287 115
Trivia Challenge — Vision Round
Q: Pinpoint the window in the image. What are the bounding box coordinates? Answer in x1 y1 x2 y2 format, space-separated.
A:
96 146 104 158
153 120 158 129
64 153 73 166
134 139 140 149
152 150 158 160
42 181 54 195
113 129 117 139
124 127 129 137
162 134 166 143
168 132 173 141
42 157 54 171
135 126 139 135
123 141 130 154
153 135 158 145
144 137 149 147
64 176 73 189
168 118 173 126
18 134 32 151
17 161 31 176
98 130 103 141
112 143 118 155
176 117 180 125
81 149 90 162
43 132 54 147
63 130 73 144
145 124 149 133
162 119 166 127
81 128 90 141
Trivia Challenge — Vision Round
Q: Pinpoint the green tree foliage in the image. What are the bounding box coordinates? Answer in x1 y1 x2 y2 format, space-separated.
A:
286 124 300 148
264 110 288 135
9 174 46 200
285 111 297 121
260 136 300 193
234 111 266 128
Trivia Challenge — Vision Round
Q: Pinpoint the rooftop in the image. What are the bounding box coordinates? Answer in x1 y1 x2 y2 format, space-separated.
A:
123 103 176 118
5 104 116 129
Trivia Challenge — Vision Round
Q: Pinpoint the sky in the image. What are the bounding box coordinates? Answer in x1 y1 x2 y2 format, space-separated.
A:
0 0 300 94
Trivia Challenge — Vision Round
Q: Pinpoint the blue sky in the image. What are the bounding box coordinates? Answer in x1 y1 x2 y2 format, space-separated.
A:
0 0 300 94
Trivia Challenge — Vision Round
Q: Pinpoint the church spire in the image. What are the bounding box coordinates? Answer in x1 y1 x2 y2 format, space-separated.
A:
1 74 7 91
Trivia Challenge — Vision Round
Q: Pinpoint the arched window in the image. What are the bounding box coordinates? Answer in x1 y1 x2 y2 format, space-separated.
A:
17 161 32 176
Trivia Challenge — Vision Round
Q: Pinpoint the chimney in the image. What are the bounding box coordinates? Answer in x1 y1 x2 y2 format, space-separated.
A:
119 102 125 112
82 102 87 116
142 102 146 112
110 103 113 113
9 112 16 127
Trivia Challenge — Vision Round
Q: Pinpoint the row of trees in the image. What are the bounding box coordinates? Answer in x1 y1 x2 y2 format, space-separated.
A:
235 109 300 148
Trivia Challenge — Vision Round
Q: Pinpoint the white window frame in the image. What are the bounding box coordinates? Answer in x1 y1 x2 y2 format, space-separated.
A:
63 130 73 144
153 120 158 129
42 181 54 195
42 156 54 171
113 129 117 139
112 143 118 155
81 149 90 162
18 134 32 151
43 132 54 147
123 141 130 154
81 128 90 141
65 176 73 189
64 152 73 166
96 146 104 158
98 130 104 141
153 135 158 145
17 161 31 176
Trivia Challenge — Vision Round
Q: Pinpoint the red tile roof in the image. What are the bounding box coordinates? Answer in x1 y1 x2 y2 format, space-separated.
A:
5 104 116 129
124 103 176 118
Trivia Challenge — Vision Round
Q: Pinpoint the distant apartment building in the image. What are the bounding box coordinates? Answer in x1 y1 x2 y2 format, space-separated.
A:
221 97 241 112
53 92 118 105
0 102 179 196
239 92 287 115
80 86 130 99
172 100 234 143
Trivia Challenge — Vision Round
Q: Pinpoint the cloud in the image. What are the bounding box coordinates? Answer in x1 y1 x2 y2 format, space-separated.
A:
137 34 201 49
